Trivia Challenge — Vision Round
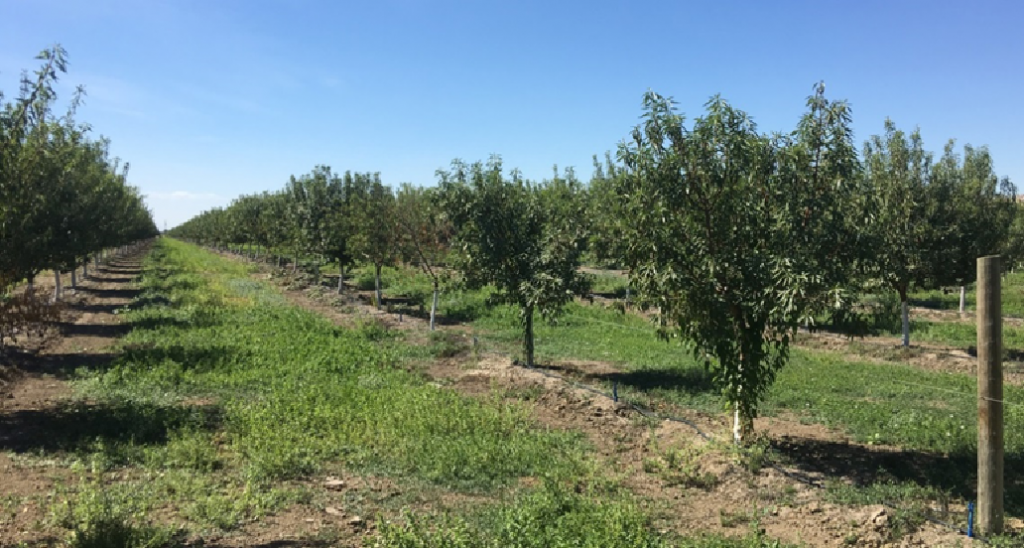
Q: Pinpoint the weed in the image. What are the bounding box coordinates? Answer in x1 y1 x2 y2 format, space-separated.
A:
50 477 181 548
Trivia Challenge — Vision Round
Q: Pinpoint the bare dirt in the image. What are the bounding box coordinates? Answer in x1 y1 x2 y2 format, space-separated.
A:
0 253 145 546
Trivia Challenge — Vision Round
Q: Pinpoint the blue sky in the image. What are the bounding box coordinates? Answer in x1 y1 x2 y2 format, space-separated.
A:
2 0 1022 229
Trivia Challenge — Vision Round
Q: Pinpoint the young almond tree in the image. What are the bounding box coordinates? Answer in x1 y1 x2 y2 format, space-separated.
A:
439 156 590 367
349 175 398 309
395 183 452 330
616 86 867 444
928 142 1016 314
285 165 345 283
862 121 934 346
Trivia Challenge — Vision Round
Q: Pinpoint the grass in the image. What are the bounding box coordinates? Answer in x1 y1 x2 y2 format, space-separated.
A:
16 238 796 546
88 240 587 490
375 479 794 548
908 270 1024 318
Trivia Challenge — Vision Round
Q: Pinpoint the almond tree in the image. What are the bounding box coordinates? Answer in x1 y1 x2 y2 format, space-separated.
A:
285 165 345 282
863 121 938 346
616 86 867 443
395 183 452 329
349 175 397 309
438 157 590 367
928 142 1016 314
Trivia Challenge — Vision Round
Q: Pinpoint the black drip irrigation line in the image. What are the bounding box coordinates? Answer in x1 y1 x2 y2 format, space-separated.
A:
502 351 988 544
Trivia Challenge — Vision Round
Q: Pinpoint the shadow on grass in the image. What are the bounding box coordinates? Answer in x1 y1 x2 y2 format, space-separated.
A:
0 399 221 454
771 437 1024 516
0 348 117 379
908 296 960 311
534 362 718 398
120 343 250 374
200 540 340 548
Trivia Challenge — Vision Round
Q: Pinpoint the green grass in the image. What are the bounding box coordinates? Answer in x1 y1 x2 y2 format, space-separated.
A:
909 270 1024 318
90 239 587 490
375 479 794 548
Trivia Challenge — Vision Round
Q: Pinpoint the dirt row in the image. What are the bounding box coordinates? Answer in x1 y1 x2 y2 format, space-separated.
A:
0 252 146 545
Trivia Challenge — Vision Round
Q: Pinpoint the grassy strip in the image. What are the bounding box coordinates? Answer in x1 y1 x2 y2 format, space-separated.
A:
85 239 587 489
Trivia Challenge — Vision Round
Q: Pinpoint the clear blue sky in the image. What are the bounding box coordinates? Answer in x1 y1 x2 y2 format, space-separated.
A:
2 0 1022 229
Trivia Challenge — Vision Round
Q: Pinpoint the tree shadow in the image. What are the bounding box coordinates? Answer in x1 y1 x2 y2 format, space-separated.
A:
0 398 221 454
61 322 131 338
771 436 1024 516
128 294 172 310
198 540 341 548
120 343 250 374
81 275 136 284
965 345 1024 361
534 363 718 398
76 287 141 301
0 348 116 379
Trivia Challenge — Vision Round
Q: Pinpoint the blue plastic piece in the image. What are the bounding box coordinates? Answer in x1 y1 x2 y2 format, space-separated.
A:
967 501 974 538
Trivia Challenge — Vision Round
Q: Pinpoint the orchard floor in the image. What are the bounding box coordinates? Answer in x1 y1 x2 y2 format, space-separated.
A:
0 243 1011 547
0 252 145 545
250 255 995 547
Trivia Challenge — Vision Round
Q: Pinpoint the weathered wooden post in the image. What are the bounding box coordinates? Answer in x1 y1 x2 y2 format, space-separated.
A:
977 255 1004 535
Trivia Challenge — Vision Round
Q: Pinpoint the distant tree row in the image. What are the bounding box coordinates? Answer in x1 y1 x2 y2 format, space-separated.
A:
169 83 1017 443
0 46 158 299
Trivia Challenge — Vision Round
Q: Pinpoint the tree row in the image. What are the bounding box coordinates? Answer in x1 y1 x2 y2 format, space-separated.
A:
1 46 159 299
169 83 1018 443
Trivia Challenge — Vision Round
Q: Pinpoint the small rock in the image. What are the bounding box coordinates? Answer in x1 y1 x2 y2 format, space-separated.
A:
348 516 365 528
325 506 344 516
323 478 346 490
870 507 888 528
304 518 315 523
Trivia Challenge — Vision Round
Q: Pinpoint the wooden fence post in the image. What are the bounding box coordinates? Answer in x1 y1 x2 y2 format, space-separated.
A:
977 255 1004 535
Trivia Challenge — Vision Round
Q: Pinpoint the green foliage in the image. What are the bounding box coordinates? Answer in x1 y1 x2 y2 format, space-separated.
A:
438 157 591 366
862 120 1017 346
615 85 867 440
0 46 157 292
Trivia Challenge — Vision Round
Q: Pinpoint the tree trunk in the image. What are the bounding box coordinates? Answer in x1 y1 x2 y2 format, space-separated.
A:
53 271 62 302
337 265 345 295
374 264 383 310
960 285 967 315
70 267 77 290
731 350 754 445
430 281 439 331
83 260 88 279
292 255 298 273
524 305 535 367
900 291 910 348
